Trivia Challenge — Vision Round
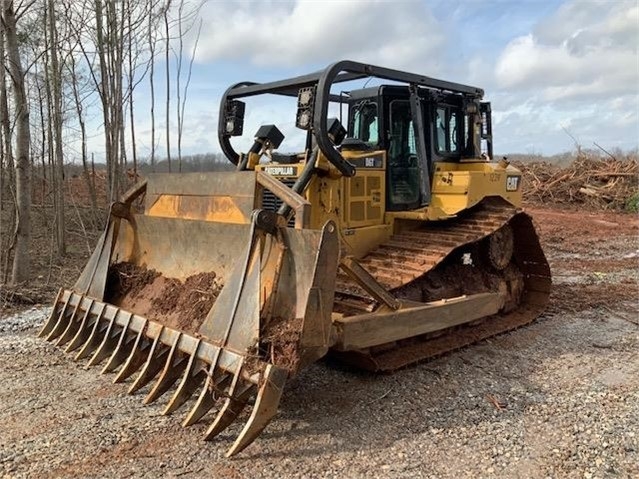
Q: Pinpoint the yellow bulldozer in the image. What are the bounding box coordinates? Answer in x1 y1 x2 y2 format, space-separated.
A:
39 61 551 456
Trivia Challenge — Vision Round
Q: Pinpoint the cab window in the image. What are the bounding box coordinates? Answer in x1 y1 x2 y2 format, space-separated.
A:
435 106 459 155
351 101 379 145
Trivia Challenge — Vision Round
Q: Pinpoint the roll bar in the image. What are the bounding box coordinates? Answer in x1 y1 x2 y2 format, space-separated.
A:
218 60 485 177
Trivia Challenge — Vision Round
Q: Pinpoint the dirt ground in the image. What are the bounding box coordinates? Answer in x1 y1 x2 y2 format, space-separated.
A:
0 205 638 478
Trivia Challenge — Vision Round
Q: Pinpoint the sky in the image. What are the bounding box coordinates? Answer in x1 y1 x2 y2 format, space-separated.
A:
83 0 639 162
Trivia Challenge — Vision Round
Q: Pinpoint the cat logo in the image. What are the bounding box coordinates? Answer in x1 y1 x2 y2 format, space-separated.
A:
506 175 521 192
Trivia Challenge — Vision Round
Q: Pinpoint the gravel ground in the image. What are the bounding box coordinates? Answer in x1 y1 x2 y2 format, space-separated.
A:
1 207 638 479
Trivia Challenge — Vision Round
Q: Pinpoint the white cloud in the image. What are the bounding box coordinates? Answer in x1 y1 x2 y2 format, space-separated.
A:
494 1 638 102
488 0 639 154
70 0 636 161
195 0 444 71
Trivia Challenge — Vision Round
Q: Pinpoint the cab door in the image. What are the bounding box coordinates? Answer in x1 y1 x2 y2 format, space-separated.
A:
386 98 421 211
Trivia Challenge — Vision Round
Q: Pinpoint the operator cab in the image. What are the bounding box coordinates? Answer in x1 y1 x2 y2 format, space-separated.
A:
345 85 490 211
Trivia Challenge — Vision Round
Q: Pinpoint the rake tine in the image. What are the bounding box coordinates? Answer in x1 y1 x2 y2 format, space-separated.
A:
226 364 288 457
54 299 83 347
74 304 107 361
38 289 64 338
163 339 206 415
182 345 223 426
85 312 119 368
113 323 150 383
143 333 188 405
204 385 254 441
204 359 255 441
128 327 169 394
64 299 95 353
41 292 72 340
101 313 134 374
182 363 230 427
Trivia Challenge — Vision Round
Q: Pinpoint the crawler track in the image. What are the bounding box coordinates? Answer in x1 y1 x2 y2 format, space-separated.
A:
333 198 552 371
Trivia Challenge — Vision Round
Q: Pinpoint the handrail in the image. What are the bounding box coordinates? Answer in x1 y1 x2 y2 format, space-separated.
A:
218 60 485 174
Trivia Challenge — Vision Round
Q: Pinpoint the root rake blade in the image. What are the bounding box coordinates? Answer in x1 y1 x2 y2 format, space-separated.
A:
40 288 293 457
37 175 341 457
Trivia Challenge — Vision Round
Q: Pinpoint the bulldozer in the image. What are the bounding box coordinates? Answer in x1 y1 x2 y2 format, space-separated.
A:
39 61 551 457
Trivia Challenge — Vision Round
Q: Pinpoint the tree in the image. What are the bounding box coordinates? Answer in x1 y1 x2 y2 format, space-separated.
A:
0 10 16 282
47 0 66 257
0 0 204 286
163 0 171 172
2 0 31 284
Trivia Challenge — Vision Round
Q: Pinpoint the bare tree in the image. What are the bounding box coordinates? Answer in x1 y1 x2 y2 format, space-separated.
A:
0 0 204 286
163 0 171 172
175 0 202 172
46 0 65 257
2 0 31 284
0 13 16 281
126 0 137 178
68 52 99 225
148 0 157 170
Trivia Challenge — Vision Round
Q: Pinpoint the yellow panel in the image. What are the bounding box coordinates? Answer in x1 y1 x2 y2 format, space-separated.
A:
350 177 366 197
350 201 366 221
147 195 249 224
306 176 342 230
367 176 381 195
340 224 393 258
342 167 386 228
429 161 523 216
367 204 381 220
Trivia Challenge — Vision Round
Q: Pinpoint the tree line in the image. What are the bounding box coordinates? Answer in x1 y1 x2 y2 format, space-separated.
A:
0 0 207 286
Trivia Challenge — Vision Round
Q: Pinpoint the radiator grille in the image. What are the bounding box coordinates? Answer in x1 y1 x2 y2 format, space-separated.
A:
261 178 297 226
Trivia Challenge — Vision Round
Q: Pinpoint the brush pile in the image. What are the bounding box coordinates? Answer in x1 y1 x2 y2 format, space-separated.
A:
514 153 638 210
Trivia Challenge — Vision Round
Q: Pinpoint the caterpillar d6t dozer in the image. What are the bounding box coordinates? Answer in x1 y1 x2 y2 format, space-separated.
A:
40 61 551 456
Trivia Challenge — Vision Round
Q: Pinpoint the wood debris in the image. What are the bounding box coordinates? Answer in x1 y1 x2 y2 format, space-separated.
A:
513 154 638 210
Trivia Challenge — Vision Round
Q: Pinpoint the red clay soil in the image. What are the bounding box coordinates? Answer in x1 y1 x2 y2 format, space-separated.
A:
105 263 222 335
527 206 639 247
261 316 304 373
526 206 639 314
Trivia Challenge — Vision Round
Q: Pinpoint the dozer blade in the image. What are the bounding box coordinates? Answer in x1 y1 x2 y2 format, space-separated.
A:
39 173 339 456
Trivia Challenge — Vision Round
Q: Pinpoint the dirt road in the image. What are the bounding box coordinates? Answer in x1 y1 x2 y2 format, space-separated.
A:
1 206 637 479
